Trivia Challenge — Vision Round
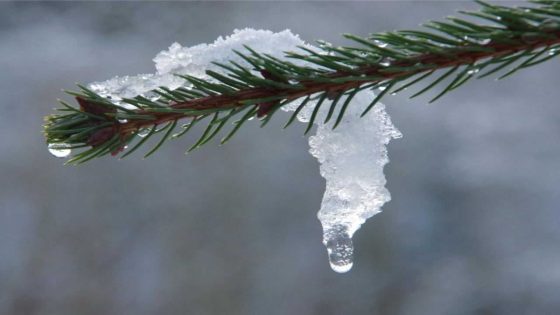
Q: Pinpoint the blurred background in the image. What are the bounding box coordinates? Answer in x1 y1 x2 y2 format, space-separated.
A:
1 1 560 314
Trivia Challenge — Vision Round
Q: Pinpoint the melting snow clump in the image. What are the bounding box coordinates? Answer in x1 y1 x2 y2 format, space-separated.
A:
85 28 401 273
304 93 401 272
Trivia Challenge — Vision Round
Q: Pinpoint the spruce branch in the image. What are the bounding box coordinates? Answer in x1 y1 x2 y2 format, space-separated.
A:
44 0 560 164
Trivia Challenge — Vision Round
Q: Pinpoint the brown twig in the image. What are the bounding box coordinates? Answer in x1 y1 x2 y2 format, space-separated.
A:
106 32 559 138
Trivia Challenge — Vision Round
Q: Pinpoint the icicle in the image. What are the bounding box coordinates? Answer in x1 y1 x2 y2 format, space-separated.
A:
305 91 401 273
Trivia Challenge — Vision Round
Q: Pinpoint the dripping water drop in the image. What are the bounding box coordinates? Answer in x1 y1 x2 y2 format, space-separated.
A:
323 225 354 273
48 143 72 158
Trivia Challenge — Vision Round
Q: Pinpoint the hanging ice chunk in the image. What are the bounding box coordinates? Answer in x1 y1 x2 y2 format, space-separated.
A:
281 91 401 273
84 28 401 273
300 91 401 273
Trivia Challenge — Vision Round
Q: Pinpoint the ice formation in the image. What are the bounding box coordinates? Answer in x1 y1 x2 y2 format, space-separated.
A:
85 28 401 273
286 92 401 272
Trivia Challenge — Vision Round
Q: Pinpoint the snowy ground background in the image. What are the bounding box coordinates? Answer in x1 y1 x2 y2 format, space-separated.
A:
1 2 560 314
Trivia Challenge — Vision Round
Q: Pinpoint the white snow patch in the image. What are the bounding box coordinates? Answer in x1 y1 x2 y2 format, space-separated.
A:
88 29 308 103
87 28 401 273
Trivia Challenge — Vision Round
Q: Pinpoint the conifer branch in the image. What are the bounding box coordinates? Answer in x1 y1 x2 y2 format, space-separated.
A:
44 0 560 164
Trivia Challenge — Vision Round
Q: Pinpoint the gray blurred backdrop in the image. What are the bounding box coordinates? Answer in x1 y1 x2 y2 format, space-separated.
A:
1 1 560 314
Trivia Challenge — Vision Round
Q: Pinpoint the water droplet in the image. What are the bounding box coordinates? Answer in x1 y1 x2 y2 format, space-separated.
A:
378 86 387 91
463 36 490 45
118 118 128 124
323 225 354 273
137 128 150 137
142 92 160 102
549 48 559 56
319 41 333 48
467 68 480 75
48 143 71 158
379 60 391 67
539 19 559 32
373 40 388 48
521 33 542 44
477 38 491 45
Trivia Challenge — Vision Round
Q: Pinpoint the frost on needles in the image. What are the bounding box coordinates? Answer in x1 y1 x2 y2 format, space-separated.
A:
86 29 401 273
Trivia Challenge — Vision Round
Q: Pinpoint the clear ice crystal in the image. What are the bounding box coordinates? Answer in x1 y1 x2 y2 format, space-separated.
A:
85 28 401 273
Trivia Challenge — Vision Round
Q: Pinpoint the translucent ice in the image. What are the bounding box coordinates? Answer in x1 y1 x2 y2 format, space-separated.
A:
306 92 401 272
86 28 401 273
283 88 401 272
